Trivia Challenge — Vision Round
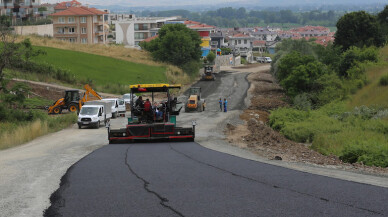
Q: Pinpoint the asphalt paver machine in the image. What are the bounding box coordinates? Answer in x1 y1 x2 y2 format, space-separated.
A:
107 84 196 143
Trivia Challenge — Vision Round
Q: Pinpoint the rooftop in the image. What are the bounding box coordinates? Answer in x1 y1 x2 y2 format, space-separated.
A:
51 6 107 16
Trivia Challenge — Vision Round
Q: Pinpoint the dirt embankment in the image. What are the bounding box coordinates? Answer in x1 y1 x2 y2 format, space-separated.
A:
226 68 388 175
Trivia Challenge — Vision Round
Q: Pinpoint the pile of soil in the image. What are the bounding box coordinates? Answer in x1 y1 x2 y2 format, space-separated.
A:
226 68 388 175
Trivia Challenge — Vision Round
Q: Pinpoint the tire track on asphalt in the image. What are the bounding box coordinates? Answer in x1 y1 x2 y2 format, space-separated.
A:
169 143 384 216
124 146 184 217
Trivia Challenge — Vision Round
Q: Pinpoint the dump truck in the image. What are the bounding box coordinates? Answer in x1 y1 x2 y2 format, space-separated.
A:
107 84 195 143
47 84 102 114
185 87 205 112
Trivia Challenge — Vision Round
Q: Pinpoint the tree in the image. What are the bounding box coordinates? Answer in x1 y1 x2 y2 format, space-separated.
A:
206 51 216 63
377 5 388 43
0 18 44 92
141 24 201 67
334 11 385 50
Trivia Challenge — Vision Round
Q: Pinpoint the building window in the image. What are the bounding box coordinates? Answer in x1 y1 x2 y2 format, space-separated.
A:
135 32 148 40
69 38 76 43
81 38 87 44
57 27 65 34
234 40 237 45
58 17 65 23
68 17 75 23
238 40 241 44
244 39 247 44
68 27 75 33
81 27 86 34
134 23 148 31
80 17 86 23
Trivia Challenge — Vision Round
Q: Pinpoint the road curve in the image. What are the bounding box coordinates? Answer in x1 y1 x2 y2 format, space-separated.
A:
45 142 388 217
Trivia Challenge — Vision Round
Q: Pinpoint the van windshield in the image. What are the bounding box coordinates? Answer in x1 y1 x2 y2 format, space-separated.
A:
80 107 99 115
118 99 124 105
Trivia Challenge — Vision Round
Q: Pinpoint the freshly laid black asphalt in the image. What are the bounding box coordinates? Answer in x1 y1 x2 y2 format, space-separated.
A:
44 142 388 217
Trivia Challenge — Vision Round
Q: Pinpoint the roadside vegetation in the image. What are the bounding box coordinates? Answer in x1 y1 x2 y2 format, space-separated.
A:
140 24 203 78
268 6 388 168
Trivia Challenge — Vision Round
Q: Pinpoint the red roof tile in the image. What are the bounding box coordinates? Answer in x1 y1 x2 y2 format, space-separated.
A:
253 40 266 46
143 35 158 42
51 6 107 16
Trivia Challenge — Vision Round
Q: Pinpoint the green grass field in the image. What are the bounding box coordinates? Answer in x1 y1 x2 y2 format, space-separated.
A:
32 46 167 87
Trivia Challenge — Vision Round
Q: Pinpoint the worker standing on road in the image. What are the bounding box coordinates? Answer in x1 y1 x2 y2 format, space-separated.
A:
223 98 228 112
219 98 223 111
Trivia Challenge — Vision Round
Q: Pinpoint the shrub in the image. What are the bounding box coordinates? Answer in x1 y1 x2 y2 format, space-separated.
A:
293 93 312 111
181 60 202 77
379 74 388 86
241 57 247 64
206 51 216 63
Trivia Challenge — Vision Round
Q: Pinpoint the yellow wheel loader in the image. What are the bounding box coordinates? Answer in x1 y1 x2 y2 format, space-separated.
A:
47 84 102 114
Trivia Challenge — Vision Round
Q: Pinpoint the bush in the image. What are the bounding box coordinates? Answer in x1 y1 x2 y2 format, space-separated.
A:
293 93 312 111
379 74 388 86
241 57 247 64
340 140 388 167
206 51 216 63
181 60 202 77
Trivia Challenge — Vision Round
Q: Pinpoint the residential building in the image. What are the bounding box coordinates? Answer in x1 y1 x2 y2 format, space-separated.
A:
252 27 278 41
228 33 254 55
114 16 177 47
54 0 81 13
210 31 226 50
51 6 108 44
188 24 215 57
291 26 330 37
0 0 41 23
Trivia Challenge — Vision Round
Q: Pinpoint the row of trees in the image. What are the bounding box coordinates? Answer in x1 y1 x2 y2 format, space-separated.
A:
271 6 388 109
144 8 342 27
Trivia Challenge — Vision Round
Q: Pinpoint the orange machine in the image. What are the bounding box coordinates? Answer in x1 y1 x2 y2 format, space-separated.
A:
47 84 102 114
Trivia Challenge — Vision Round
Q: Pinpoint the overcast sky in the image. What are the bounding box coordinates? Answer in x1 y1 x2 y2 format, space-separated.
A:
41 0 387 7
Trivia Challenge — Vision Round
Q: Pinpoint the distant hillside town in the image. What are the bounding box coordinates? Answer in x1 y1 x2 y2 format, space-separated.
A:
10 0 335 60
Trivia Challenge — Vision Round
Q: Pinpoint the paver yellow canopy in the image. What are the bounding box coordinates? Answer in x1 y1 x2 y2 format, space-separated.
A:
108 84 195 143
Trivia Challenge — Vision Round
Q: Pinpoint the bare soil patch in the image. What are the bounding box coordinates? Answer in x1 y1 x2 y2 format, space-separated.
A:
226 68 388 176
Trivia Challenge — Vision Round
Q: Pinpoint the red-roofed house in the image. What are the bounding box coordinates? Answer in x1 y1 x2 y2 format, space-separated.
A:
51 6 108 44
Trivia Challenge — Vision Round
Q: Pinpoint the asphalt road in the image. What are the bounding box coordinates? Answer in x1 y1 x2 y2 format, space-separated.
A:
45 142 388 217
44 69 388 216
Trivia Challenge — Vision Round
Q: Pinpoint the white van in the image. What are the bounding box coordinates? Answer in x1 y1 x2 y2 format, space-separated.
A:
117 98 126 116
102 98 120 118
256 56 272 63
78 105 107 129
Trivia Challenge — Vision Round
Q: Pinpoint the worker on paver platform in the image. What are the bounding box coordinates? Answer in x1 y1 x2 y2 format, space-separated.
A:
223 98 228 112
219 98 223 111
135 96 144 108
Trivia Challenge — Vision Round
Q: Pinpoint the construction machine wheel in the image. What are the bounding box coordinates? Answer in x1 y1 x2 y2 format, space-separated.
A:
78 124 82 129
69 103 79 113
53 107 62 114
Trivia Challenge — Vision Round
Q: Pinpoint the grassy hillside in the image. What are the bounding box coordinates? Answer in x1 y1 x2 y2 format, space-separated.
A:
348 46 388 108
18 35 191 87
32 46 167 87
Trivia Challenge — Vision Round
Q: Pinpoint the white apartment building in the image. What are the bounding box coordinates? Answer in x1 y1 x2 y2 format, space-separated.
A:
114 16 177 47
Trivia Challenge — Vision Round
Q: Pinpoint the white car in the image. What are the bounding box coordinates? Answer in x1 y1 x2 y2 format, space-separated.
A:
123 93 138 105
